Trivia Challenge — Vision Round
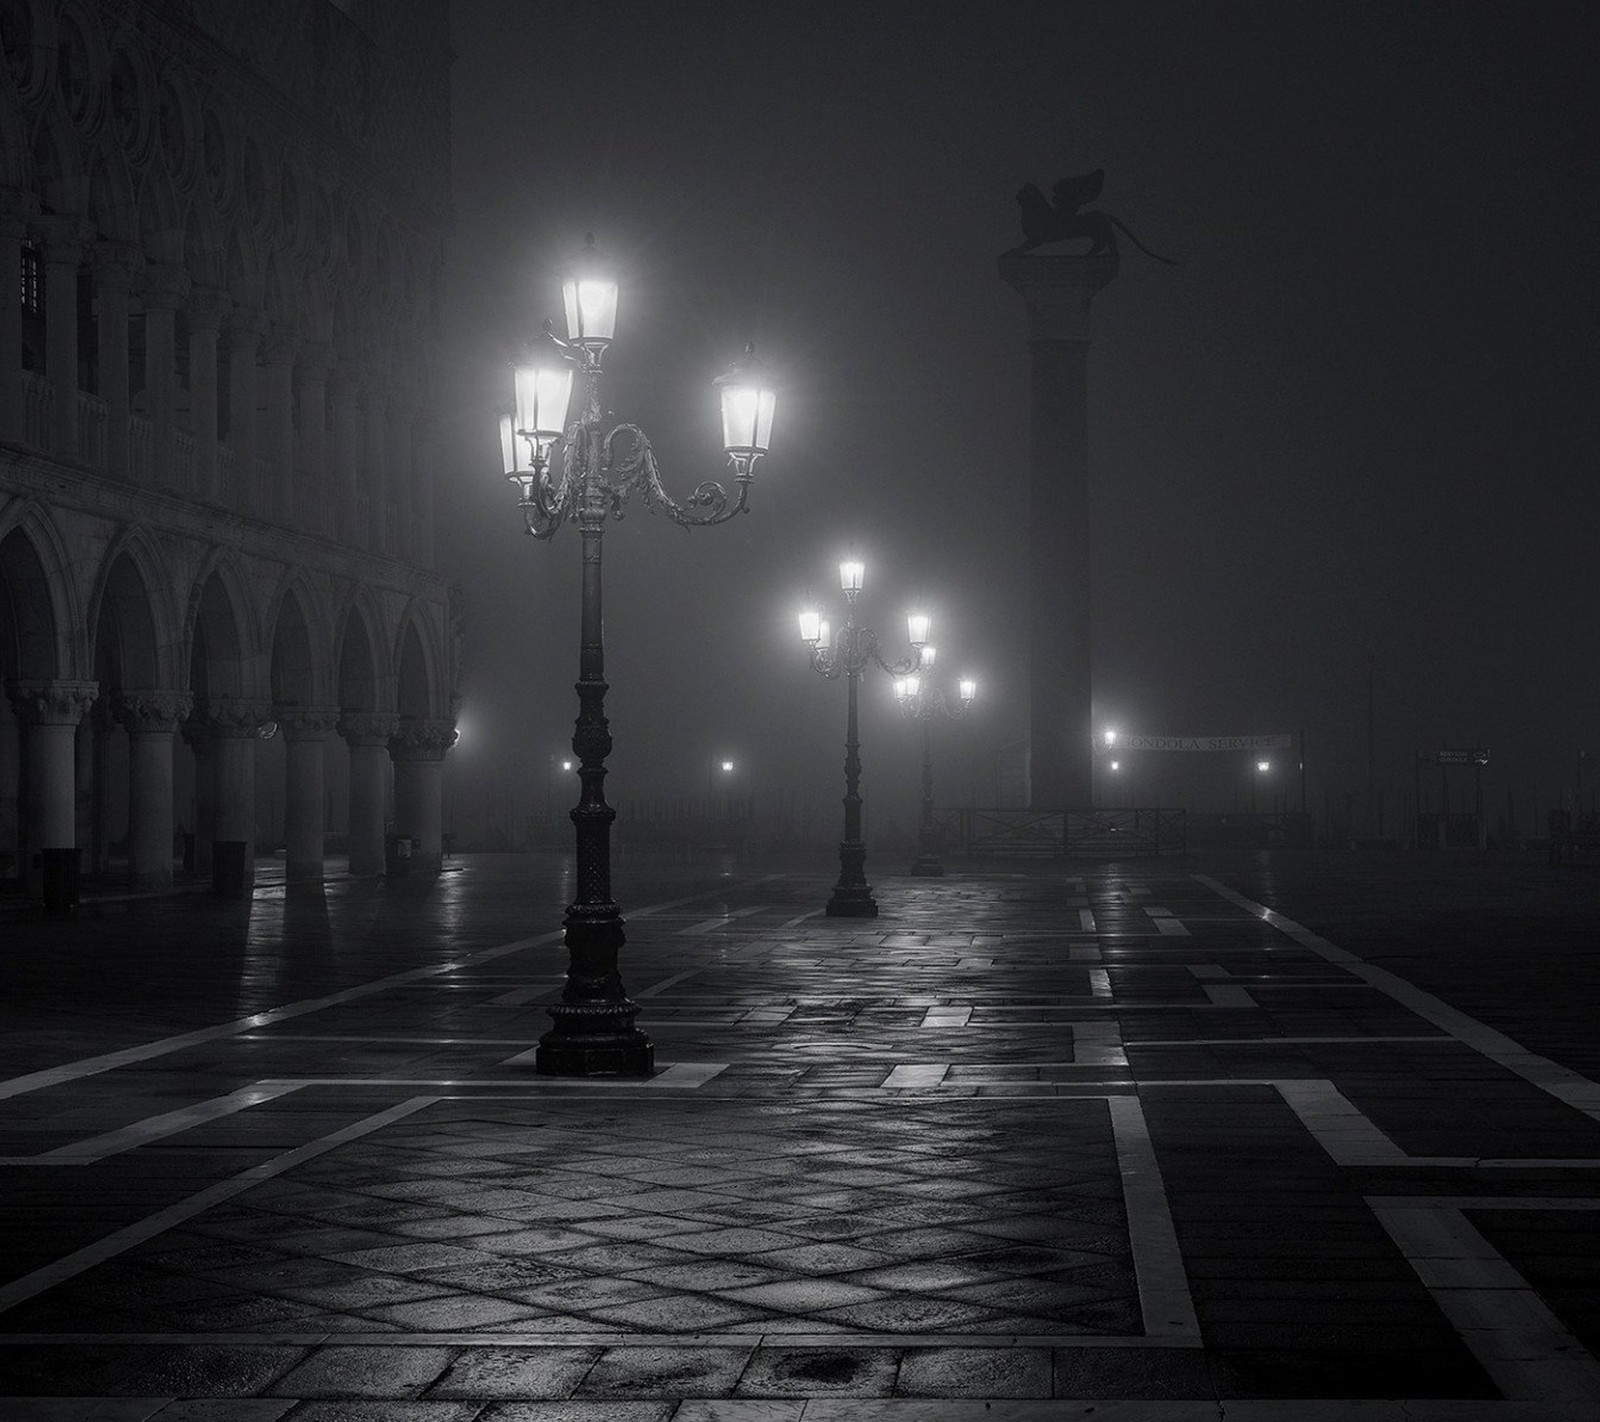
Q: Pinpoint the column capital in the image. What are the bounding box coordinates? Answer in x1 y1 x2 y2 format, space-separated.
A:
141 263 192 311
7 679 99 726
336 707 398 742
339 711 399 748
198 697 271 739
36 215 95 265
186 285 230 331
92 241 144 289
0 187 39 238
297 340 333 380
261 325 300 368
997 251 1119 342
114 688 193 735
223 308 266 353
277 705 340 742
388 717 458 763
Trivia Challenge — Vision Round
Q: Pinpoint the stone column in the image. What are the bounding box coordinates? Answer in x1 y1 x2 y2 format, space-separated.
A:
7 680 98 896
185 286 227 502
203 698 265 894
115 690 191 889
261 327 298 525
39 218 94 460
279 707 338 882
388 719 455 877
223 310 263 504
0 189 38 445
140 265 190 488
93 242 142 479
339 712 396 876
998 251 1118 809
182 718 215 874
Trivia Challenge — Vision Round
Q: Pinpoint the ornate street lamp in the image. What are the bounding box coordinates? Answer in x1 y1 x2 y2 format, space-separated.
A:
799 559 926 916
499 235 777 1076
894 653 977 876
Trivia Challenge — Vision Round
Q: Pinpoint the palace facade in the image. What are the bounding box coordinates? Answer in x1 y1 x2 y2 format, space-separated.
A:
0 0 460 900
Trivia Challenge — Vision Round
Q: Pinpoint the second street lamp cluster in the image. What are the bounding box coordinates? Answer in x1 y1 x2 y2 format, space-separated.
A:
799 557 945 917
893 648 978 877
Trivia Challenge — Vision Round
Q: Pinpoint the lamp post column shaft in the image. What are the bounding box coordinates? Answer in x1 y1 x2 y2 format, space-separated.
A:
536 426 653 1076
911 711 945 876
827 628 878 916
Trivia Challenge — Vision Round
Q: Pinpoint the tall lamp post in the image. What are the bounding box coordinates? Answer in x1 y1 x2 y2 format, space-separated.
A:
893 650 977 876
799 559 927 917
499 236 777 1076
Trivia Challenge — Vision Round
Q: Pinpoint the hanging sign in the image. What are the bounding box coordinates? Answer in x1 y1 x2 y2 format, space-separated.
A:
1437 748 1490 766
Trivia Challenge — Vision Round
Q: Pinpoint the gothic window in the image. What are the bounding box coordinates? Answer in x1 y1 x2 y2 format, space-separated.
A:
20 243 40 315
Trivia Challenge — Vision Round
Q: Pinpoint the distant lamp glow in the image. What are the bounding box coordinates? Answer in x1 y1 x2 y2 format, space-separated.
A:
1104 728 1118 748
798 607 822 644
839 559 865 594
1257 760 1271 773
906 612 931 648
721 760 735 774
958 677 977 703
513 362 574 444
893 678 910 701
561 234 619 352
561 759 573 772
1110 759 1120 772
902 673 921 699
715 346 777 467
920 644 938 669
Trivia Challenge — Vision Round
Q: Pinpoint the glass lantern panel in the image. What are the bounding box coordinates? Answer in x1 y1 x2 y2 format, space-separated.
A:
798 608 821 643
514 364 573 439
563 277 619 345
721 384 776 455
907 613 931 646
839 560 864 592
498 414 521 473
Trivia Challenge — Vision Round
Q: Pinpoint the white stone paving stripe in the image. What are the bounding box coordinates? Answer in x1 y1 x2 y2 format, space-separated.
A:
1372 1201 1600 1403
0 1096 440 1317
1106 1094 1201 1341
678 905 771 935
1194 873 1600 1121
882 1064 950 1089
0 884 752 1105
1201 984 1255 1007
0 1081 306 1166
1079 908 1096 931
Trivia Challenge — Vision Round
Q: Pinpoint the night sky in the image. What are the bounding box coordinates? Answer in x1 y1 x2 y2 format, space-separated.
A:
437 0 1599 843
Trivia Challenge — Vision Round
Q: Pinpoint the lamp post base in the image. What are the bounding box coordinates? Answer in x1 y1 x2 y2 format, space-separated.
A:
536 1009 654 1077
825 889 879 916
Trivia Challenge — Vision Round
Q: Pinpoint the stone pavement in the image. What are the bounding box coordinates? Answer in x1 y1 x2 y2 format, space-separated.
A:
0 848 1598 1418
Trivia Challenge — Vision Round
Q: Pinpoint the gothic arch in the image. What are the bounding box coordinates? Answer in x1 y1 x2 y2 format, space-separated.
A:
334 586 388 714
85 141 137 243
136 162 183 266
183 553 260 701
393 597 445 721
181 190 225 287
30 99 86 213
265 569 332 706
0 498 86 678
84 525 181 689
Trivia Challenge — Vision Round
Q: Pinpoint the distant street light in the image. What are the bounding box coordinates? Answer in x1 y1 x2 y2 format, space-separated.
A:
498 235 777 1076
799 558 926 916
1252 758 1272 814
894 652 977 876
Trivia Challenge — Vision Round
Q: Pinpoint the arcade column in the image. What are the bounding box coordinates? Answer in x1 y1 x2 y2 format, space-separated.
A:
339 713 397 877
202 698 267 896
998 249 1118 810
114 689 192 890
388 718 456 878
279 707 339 882
6 680 98 901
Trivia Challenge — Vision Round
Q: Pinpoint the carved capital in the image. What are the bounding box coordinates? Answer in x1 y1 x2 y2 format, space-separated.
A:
276 705 340 742
198 697 271 739
388 717 458 763
0 187 40 238
92 241 144 290
114 689 193 735
186 285 230 332
7 679 99 727
141 263 192 311
338 711 399 748
261 325 300 367
37 215 96 267
997 251 1119 342
223 309 266 353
